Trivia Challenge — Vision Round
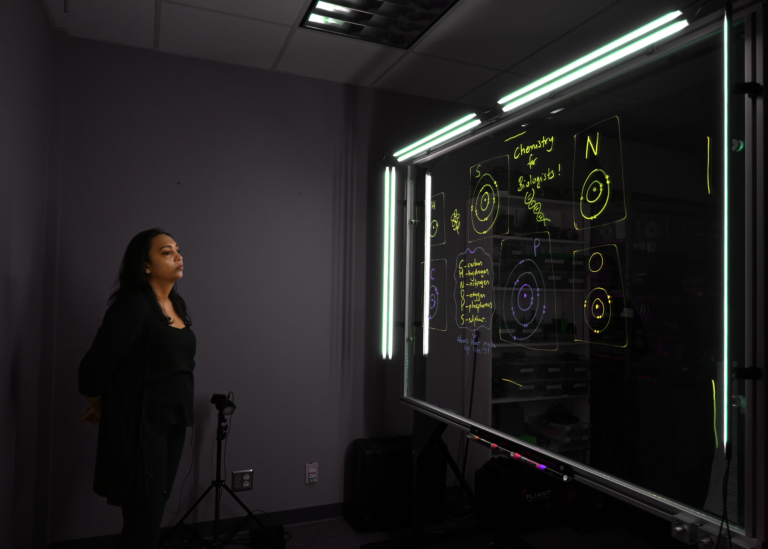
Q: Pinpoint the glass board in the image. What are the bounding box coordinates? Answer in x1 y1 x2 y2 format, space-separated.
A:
405 19 747 526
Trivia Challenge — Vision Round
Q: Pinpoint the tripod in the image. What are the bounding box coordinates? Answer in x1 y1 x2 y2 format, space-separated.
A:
159 410 264 548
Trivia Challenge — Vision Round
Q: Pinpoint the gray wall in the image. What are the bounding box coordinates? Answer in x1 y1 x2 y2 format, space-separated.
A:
0 16 470 547
0 2 57 549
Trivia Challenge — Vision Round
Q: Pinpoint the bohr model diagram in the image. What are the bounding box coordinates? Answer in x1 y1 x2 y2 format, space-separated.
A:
503 259 547 341
583 251 612 334
429 285 439 320
574 244 627 347
580 169 610 221
471 173 500 236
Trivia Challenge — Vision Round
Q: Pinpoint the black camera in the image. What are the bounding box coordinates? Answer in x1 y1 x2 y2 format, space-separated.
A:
210 393 236 415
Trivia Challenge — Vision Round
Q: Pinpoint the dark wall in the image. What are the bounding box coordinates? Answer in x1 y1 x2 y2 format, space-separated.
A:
40 36 470 544
0 2 57 549
0 2 473 545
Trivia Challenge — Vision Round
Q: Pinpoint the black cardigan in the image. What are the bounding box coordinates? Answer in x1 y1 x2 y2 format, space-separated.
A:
78 291 196 508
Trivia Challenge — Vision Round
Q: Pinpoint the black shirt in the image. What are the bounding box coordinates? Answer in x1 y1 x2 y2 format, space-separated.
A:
144 320 196 426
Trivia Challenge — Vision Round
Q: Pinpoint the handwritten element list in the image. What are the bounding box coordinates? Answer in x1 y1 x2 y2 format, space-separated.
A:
453 247 494 330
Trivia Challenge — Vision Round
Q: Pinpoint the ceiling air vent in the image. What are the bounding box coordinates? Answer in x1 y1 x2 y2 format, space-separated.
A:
301 0 460 49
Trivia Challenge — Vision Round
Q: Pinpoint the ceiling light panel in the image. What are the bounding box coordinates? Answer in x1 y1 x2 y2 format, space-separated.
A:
301 0 460 49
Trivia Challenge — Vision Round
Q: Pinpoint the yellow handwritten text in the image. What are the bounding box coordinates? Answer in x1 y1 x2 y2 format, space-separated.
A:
517 167 557 191
586 132 600 158
514 136 555 159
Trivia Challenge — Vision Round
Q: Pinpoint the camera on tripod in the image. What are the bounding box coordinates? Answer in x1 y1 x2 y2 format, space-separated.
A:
160 392 263 549
210 393 236 415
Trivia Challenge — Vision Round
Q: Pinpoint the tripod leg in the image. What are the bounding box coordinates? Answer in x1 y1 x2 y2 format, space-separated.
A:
438 437 475 502
214 484 221 549
222 484 266 526
215 485 267 546
159 483 216 548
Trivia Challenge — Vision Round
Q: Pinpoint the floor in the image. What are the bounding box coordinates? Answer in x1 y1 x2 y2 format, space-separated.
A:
164 512 686 549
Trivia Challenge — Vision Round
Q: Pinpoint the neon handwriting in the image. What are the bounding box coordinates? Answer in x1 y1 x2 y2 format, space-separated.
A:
471 172 500 235
527 154 537 169
583 287 612 334
451 209 461 234
534 238 541 256
517 168 557 191
586 132 600 158
430 220 439 237
588 252 603 272
505 131 527 142
502 257 548 343
454 248 494 330
429 285 439 320
712 380 718 448
457 336 495 355
523 188 552 226
579 169 611 220
503 378 522 387
572 117 626 231
513 136 555 159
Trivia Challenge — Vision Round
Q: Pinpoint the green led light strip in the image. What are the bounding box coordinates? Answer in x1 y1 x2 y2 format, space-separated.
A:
501 20 689 114
388 167 396 359
382 167 390 359
394 114 477 159
423 174 432 356
723 14 729 453
398 119 482 162
498 11 682 106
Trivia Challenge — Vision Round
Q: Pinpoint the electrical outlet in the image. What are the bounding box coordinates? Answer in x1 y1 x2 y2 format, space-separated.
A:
231 469 253 492
306 462 318 484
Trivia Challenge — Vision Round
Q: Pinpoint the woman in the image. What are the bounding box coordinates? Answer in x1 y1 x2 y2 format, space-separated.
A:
78 228 196 549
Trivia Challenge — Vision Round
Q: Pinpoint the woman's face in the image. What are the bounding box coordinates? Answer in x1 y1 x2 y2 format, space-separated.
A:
145 233 183 283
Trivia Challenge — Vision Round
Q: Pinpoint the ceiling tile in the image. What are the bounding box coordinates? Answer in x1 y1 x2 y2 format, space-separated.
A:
277 29 402 85
413 0 615 71
511 0 683 78
456 72 532 109
159 2 291 70
46 0 155 49
374 53 500 102
164 0 307 26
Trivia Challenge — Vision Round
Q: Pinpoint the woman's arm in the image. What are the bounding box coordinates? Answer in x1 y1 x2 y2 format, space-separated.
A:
78 396 102 426
77 295 148 424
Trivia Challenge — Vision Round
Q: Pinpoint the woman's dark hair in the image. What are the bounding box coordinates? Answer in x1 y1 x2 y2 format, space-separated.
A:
109 228 192 327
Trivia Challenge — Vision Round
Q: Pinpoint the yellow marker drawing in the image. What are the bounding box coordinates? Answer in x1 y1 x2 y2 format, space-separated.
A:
586 132 600 158
588 252 604 272
502 379 522 387
712 380 718 448
505 131 527 142
706 136 711 195
451 209 461 234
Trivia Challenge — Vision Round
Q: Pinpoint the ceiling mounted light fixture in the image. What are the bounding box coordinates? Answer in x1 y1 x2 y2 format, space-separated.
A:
301 0 460 49
498 12 688 114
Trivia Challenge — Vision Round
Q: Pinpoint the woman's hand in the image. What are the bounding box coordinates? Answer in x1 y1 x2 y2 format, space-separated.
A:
78 395 102 427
